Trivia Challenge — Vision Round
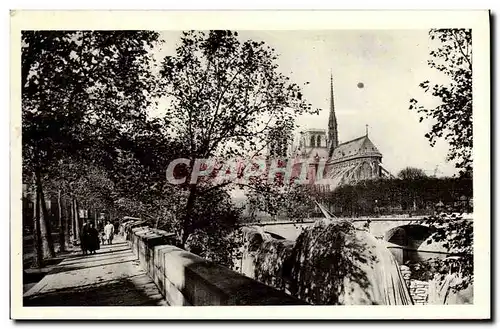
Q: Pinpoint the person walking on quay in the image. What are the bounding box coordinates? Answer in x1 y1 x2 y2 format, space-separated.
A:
104 220 115 245
80 221 89 255
86 222 100 254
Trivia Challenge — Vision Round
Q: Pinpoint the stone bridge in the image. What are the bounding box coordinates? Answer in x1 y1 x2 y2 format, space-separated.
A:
246 217 427 240
243 215 473 264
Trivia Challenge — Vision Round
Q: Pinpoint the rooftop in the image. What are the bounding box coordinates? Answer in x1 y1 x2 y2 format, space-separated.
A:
331 135 382 160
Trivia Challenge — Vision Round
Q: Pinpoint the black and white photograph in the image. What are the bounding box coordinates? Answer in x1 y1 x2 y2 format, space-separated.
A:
10 10 490 320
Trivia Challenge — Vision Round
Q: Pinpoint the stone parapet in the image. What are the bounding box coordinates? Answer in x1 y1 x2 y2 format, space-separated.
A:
121 221 307 306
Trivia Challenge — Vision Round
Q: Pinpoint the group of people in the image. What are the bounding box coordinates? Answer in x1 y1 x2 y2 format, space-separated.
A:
80 220 115 255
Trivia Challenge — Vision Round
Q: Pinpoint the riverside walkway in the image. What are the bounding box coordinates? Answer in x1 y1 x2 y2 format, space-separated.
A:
23 236 168 306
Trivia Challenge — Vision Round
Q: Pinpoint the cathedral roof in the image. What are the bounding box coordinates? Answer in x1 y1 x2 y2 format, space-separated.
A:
330 135 382 161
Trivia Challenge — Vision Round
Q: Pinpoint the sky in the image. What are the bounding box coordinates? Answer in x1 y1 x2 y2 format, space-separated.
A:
154 30 458 177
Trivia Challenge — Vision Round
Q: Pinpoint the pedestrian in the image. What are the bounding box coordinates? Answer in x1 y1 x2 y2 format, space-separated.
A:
86 222 100 254
104 220 115 245
80 221 89 255
113 220 119 234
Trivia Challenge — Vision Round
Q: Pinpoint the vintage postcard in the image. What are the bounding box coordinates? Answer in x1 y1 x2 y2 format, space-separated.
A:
10 10 490 320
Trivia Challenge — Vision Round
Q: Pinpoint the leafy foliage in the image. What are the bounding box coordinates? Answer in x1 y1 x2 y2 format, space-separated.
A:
287 220 378 304
157 30 318 246
244 181 320 221
158 30 317 160
22 29 319 269
22 30 162 264
180 188 244 268
253 238 296 292
22 31 161 173
321 177 472 217
409 29 474 292
418 211 473 291
409 29 472 175
397 167 427 180
245 221 412 305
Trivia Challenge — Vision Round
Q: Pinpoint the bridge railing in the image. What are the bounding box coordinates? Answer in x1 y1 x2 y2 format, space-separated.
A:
239 212 473 227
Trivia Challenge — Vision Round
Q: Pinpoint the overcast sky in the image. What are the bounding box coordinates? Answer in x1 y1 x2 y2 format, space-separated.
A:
155 30 458 177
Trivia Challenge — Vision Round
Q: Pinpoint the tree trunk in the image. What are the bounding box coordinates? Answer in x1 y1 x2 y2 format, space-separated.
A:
57 189 66 252
30 188 43 268
39 189 56 258
63 195 71 249
36 172 56 259
181 185 198 248
70 198 76 244
74 199 81 244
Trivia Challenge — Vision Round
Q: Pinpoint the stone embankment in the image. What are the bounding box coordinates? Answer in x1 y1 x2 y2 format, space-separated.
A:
122 220 306 306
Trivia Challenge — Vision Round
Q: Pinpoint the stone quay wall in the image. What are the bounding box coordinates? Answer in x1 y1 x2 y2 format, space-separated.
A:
121 220 307 306
409 280 430 305
400 265 429 305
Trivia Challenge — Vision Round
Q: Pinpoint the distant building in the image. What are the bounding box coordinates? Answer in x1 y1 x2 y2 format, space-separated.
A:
290 75 392 190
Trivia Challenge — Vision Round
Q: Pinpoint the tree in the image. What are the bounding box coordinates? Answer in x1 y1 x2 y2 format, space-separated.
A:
418 211 473 291
409 29 473 293
397 167 427 180
27 184 43 268
409 29 472 176
397 167 428 212
104 122 187 231
22 31 160 265
158 30 318 247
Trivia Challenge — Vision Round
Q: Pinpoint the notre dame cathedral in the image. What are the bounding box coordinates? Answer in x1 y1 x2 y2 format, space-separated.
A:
268 76 392 191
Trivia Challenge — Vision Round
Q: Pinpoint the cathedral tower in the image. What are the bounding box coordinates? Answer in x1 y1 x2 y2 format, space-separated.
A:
328 74 339 157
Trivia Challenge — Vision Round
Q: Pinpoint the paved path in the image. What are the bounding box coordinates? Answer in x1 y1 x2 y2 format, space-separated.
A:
23 236 167 306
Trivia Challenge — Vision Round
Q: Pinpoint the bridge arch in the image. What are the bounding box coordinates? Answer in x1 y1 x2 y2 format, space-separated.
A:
384 224 432 249
383 224 446 264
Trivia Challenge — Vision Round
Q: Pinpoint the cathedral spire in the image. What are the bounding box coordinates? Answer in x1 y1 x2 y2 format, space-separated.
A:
328 73 339 157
